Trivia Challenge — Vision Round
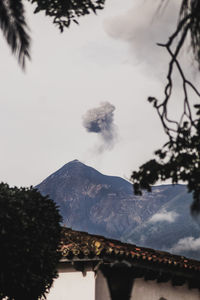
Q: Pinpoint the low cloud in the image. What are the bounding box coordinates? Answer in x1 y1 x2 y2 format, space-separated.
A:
170 237 200 252
82 102 117 153
149 210 179 223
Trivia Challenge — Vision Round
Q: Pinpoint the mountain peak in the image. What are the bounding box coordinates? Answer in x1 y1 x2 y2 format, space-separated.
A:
36 161 199 260
61 159 93 173
70 159 80 163
56 159 88 173
63 159 82 166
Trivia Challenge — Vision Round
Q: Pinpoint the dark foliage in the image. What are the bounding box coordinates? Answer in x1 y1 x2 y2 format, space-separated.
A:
0 0 30 69
132 0 200 213
180 0 200 68
0 183 62 300
132 115 200 214
28 0 105 32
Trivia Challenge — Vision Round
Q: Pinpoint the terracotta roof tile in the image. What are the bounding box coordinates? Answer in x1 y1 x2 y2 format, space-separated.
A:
59 227 200 275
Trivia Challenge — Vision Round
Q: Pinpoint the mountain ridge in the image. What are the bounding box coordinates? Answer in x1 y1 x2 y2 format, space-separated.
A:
36 160 200 259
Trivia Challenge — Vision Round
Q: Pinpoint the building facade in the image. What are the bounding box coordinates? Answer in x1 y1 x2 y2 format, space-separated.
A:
49 227 200 300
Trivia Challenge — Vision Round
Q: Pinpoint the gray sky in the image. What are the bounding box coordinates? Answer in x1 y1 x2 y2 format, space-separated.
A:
0 0 194 187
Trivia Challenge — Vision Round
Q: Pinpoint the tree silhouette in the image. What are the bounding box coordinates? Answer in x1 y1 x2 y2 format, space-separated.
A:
0 183 62 300
131 0 200 213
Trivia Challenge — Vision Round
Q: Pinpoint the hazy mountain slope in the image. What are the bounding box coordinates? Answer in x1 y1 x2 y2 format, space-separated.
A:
36 160 172 238
123 187 200 259
36 160 200 259
123 186 198 245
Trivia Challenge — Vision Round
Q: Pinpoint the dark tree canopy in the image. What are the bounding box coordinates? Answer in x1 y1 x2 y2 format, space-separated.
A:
0 183 62 300
132 0 200 213
28 0 105 31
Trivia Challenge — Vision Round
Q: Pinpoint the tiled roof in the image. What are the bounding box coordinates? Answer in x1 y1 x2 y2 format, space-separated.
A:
59 227 200 275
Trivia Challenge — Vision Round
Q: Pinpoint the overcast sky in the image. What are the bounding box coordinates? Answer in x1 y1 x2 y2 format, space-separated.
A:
0 0 195 187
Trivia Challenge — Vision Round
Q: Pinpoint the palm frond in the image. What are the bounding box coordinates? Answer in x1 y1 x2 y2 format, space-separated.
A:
180 0 200 68
0 0 30 69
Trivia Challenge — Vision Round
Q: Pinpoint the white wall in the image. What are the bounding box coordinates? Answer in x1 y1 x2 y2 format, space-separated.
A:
95 270 110 300
47 270 200 300
131 278 200 300
95 271 200 300
47 271 95 300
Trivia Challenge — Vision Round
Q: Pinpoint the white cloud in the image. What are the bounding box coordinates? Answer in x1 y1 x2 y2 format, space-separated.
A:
149 211 179 223
170 237 200 252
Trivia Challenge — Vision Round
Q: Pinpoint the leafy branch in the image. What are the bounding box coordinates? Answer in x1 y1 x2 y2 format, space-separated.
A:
131 0 200 213
28 0 105 32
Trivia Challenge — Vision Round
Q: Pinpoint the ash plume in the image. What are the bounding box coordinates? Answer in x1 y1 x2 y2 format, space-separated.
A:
82 102 117 153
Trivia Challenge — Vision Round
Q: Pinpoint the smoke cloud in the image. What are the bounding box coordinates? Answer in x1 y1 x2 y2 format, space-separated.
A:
82 102 117 153
104 0 181 74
